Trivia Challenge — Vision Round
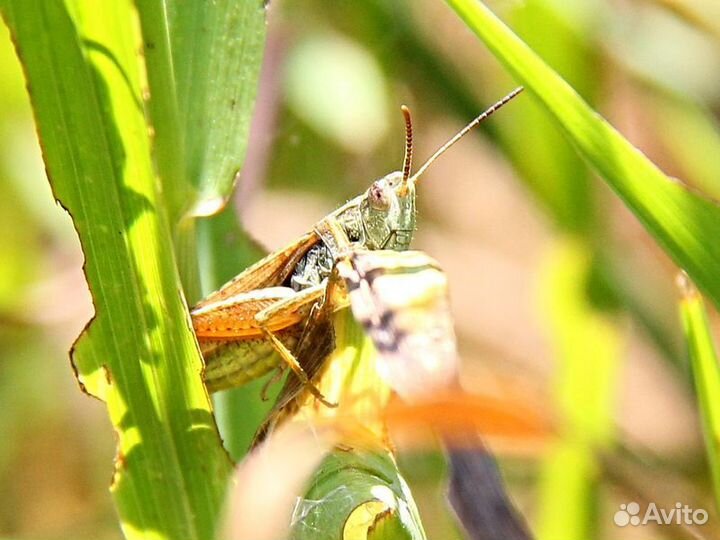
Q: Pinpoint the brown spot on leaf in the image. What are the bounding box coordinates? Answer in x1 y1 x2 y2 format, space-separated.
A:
102 364 113 385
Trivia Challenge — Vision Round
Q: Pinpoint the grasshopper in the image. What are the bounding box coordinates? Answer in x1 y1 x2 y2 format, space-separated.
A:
191 87 524 400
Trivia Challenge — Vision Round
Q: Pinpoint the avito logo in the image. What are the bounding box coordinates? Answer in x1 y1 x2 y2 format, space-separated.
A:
614 501 708 527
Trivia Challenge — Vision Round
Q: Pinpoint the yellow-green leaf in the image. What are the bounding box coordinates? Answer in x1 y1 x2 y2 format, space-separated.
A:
1 1 232 538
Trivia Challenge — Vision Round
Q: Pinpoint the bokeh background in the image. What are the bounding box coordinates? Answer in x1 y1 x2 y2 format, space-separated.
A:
2 0 720 538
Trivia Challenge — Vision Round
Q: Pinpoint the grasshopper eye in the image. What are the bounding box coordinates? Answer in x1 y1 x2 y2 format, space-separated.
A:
369 181 391 210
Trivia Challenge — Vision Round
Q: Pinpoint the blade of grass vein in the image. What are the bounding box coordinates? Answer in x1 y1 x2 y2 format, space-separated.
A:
133 0 187 225
1 1 231 538
135 0 267 297
444 0 720 313
197 204 279 460
134 0 199 298
679 278 720 515
137 0 268 458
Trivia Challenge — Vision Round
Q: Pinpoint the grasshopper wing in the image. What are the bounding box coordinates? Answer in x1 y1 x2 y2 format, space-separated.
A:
192 287 309 339
193 231 319 310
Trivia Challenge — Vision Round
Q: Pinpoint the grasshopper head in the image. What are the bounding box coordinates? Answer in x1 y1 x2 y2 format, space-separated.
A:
359 171 416 251
358 88 524 252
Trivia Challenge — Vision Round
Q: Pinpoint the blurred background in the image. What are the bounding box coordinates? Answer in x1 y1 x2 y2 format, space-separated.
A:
2 0 720 538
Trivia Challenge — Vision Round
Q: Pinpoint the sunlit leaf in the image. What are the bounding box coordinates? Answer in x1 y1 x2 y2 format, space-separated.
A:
1 2 231 538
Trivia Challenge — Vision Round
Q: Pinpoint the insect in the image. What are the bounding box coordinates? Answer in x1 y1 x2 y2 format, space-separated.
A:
191 87 524 400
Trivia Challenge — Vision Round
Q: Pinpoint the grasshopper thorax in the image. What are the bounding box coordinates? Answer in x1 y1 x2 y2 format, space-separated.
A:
359 171 416 251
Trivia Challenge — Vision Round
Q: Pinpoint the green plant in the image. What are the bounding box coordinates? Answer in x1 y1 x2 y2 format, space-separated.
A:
1 1 265 537
4 0 720 539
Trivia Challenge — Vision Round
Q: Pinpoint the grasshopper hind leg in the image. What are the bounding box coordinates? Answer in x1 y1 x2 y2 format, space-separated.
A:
261 327 336 408
254 283 337 408
253 276 339 445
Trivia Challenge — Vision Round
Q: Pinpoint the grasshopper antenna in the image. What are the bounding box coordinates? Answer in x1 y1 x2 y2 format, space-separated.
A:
410 86 524 183
400 105 414 185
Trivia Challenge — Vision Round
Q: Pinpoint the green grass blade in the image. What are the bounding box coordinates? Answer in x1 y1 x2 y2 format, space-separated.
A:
679 280 720 513
135 0 269 455
444 0 720 312
1 1 231 538
135 0 267 222
536 238 621 539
